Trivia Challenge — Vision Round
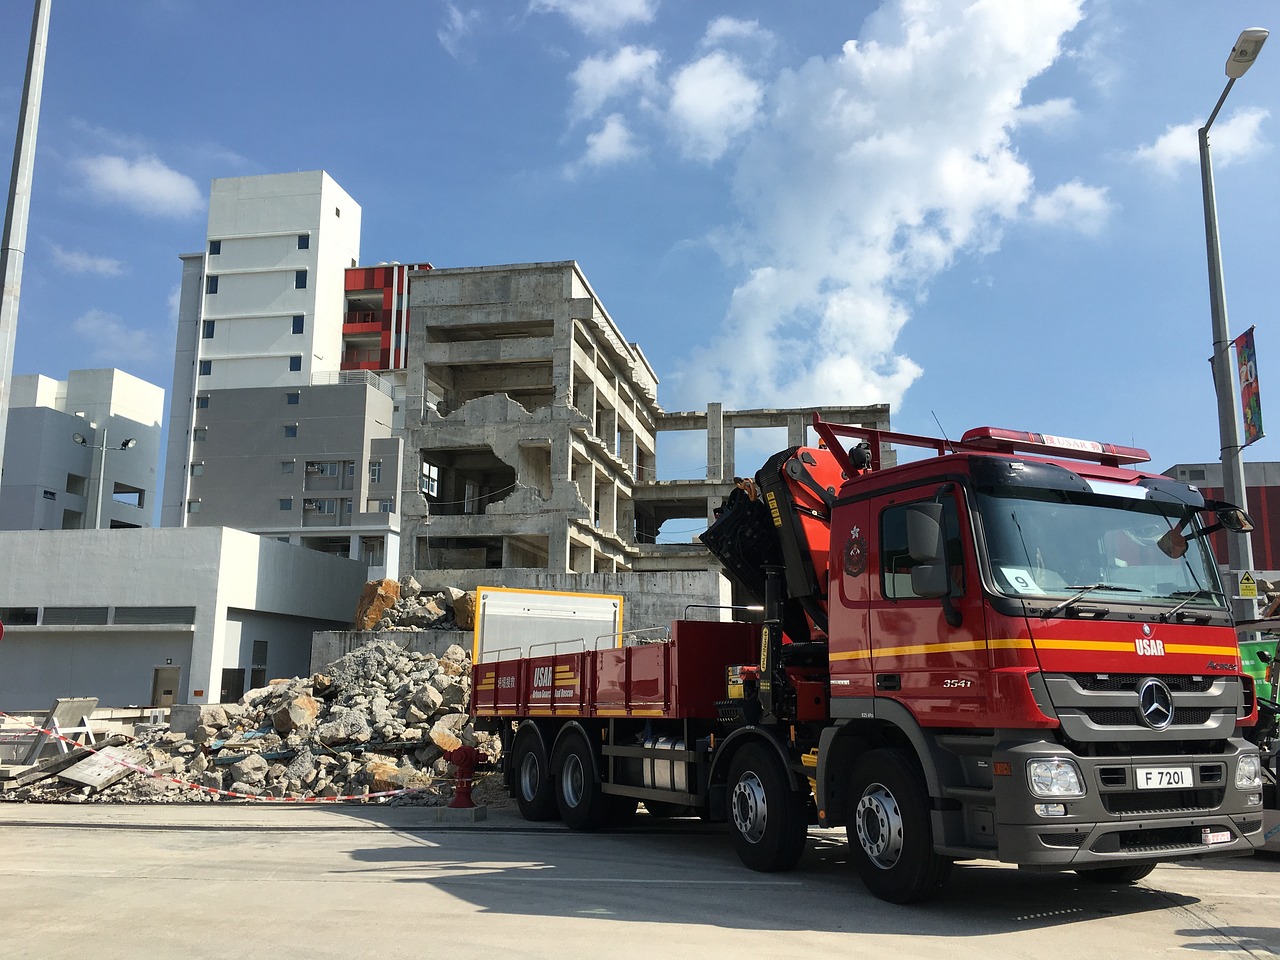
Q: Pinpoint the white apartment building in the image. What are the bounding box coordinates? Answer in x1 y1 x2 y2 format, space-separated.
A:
162 171 361 525
0 368 163 530
160 173 404 575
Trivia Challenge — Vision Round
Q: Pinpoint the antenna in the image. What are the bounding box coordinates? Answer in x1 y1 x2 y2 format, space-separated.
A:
932 411 957 453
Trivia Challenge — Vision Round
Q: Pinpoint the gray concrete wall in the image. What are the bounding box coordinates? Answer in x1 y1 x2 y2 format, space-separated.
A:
310 629 472 673
0 628 194 712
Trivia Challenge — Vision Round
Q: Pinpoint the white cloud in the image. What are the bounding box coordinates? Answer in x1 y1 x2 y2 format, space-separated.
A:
74 154 203 218
565 113 643 177
570 46 660 120
1029 180 1113 234
71 309 161 365
701 17 775 52
668 52 763 162
1131 107 1270 176
669 0 1087 412
49 243 124 277
438 2 480 58
1016 97 1077 128
531 0 655 35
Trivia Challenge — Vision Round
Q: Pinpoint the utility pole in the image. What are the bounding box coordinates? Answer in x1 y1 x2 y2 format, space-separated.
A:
0 0 52 488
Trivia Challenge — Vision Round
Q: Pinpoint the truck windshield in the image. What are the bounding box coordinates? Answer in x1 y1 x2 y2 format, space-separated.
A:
975 489 1225 610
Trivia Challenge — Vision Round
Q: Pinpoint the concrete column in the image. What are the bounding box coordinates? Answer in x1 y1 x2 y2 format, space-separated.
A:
547 525 570 572
723 419 736 480
707 402 724 481
787 414 807 448
597 473 617 535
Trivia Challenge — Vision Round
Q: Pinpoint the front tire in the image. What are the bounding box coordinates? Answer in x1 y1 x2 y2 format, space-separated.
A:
726 743 809 872
511 729 558 822
1075 863 1156 884
847 748 952 903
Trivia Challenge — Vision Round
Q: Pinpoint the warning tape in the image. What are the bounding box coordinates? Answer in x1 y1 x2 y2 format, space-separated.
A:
0 710 449 803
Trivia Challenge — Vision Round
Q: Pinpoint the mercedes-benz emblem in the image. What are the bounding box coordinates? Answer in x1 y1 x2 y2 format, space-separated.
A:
1137 677 1174 730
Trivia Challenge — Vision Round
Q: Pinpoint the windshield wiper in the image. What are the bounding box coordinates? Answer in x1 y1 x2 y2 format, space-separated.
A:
1040 583 1141 619
1161 588 1226 622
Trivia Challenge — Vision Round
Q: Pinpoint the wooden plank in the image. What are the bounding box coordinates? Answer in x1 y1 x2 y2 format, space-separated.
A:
3 736 128 788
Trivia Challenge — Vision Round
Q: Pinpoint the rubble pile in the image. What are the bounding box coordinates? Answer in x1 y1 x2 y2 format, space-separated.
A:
3 639 500 804
356 576 476 632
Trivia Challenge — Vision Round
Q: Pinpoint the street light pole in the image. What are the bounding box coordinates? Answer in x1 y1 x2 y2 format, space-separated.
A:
1199 27 1268 620
73 425 136 529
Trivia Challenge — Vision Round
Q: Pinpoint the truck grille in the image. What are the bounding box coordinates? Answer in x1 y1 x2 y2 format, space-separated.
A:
1070 674 1214 694
1042 672 1239 743
1101 788 1224 815
1083 707 1214 727
1091 825 1233 854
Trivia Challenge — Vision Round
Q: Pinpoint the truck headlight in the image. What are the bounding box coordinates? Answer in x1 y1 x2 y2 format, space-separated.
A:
1027 758 1086 798
1235 754 1262 789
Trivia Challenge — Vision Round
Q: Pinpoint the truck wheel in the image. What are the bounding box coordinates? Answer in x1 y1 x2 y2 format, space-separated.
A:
727 743 808 872
1075 864 1156 884
847 748 952 903
512 730 558 822
553 733 608 830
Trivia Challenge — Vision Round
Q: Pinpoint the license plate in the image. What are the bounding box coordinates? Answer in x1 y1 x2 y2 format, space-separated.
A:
1201 829 1232 845
1135 765 1193 789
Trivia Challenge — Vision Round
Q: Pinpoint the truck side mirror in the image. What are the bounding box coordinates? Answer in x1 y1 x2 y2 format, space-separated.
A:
907 502 949 600
1216 507 1254 533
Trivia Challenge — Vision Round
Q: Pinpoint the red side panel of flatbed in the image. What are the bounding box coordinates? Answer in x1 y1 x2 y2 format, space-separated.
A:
472 620 760 720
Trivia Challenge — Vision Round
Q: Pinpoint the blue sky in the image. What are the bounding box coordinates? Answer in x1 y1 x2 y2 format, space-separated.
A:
3 0 1280 500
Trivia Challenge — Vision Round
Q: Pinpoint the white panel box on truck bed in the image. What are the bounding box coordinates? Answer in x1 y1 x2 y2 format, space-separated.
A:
472 587 623 664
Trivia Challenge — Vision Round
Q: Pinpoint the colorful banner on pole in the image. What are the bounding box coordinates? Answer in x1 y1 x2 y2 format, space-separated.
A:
1234 326 1264 446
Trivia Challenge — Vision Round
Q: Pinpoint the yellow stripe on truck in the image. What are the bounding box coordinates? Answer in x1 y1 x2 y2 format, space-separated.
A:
830 637 1236 661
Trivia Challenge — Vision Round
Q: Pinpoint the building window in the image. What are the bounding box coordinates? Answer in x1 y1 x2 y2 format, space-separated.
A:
379 498 395 513
202 320 215 339
279 498 293 511
335 207 341 218
196 395 209 409
292 314 304 335
346 499 353 514
206 275 218 294
346 462 356 477
297 234 309 250
187 500 201 514
294 270 307 289
281 460 295 474
284 424 298 439
369 460 382 484
198 360 212 376
420 461 439 497
307 499 336 515
286 392 300 405
42 489 56 501
190 463 204 477
307 461 338 477
289 355 302 372
193 427 208 442
209 240 221 255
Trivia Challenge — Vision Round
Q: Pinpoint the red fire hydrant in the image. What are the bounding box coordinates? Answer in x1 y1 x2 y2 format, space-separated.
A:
441 744 488 808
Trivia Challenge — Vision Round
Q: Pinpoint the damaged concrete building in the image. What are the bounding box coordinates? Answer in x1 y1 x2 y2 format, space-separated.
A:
399 260 889 593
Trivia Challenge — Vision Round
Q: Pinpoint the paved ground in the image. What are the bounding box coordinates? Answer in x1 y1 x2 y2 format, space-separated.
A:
1 801 1277 959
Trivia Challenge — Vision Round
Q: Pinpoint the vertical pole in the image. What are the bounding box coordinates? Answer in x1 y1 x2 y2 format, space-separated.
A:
0 0 52 487
94 423 108 529
1200 118 1257 622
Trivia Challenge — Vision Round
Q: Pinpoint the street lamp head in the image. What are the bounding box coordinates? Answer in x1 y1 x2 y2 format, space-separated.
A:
72 433 88 446
1226 27 1269 79
120 438 137 450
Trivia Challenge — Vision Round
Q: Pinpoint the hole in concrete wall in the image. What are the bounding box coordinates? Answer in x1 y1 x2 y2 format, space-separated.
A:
421 448 516 517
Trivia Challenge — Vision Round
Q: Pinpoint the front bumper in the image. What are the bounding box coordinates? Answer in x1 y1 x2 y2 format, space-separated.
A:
991 739 1265 867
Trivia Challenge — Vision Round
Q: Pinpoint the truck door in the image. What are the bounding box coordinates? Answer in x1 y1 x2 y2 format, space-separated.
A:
869 487 988 725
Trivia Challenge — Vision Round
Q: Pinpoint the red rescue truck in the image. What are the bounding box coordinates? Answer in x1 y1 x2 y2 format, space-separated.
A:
471 418 1267 902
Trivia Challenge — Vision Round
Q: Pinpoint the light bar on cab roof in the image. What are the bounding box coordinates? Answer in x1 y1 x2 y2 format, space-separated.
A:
960 426 1150 466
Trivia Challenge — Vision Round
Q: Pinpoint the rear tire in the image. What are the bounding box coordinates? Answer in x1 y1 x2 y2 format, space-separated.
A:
511 729 558 822
726 743 809 872
553 733 608 830
847 748 952 903
1075 863 1156 884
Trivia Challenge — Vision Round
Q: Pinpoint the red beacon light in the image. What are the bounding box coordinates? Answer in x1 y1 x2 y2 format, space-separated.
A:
960 426 1150 467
